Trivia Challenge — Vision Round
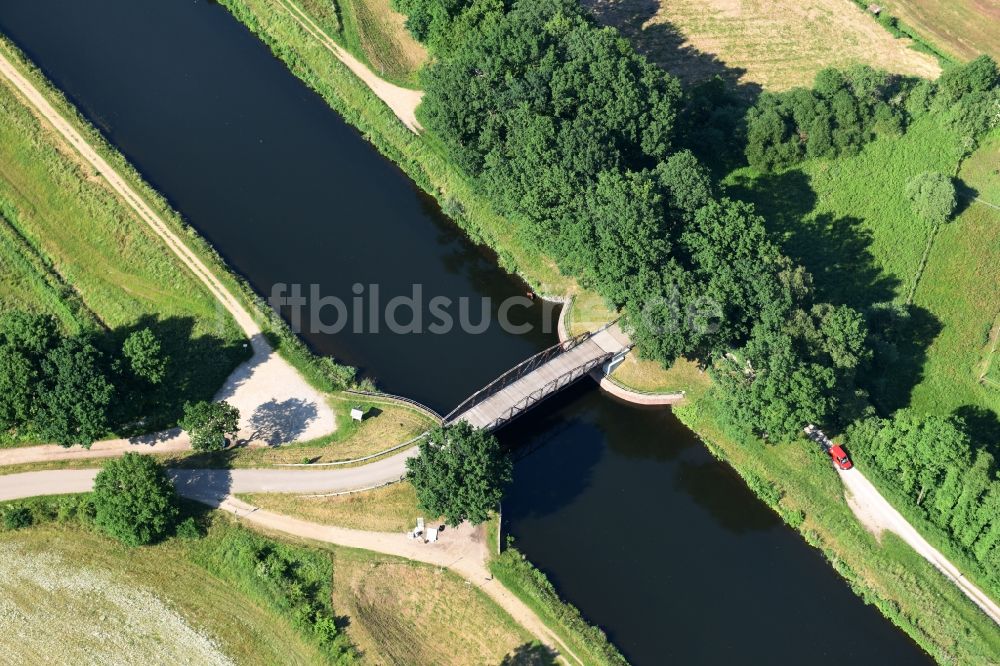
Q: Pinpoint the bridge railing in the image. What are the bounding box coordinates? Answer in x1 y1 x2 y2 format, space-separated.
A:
477 350 614 431
442 328 598 424
344 388 444 423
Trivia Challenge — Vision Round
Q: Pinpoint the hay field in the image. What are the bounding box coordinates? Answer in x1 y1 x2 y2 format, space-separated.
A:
878 0 1000 61
0 526 328 665
329 548 533 665
583 0 940 91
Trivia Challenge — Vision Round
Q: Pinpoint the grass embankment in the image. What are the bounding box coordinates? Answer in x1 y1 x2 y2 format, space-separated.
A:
490 545 628 666
584 0 940 91
0 36 358 402
242 481 422 531
0 47 249 439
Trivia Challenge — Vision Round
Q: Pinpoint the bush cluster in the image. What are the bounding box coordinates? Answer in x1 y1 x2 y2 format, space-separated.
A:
199 526 353 661
848 412 1000 593
746 56 999 172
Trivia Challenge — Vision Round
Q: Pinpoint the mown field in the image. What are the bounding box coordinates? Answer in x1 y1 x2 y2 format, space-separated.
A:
0 501 541 666
877 0 1000 61
334 0 427 87
0 521 332 664
0 56 248 438
327 547 535 664
582 0 940 91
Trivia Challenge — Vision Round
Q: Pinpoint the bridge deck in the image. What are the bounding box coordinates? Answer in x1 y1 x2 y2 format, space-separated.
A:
455 325 630 430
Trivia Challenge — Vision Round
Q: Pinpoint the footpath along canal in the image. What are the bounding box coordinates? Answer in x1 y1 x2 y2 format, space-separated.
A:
0 1 929 662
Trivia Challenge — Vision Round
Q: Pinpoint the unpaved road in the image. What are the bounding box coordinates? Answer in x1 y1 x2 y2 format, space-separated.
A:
839 467 1000 625
278 0 424 132
0 49 335 456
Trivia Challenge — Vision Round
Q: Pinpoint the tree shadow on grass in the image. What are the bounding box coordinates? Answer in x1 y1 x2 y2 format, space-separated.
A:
867 304 942 414
953 405 1000 461
726 170 900 308
500 642 559 665
99 315 250 436
726 169 944 413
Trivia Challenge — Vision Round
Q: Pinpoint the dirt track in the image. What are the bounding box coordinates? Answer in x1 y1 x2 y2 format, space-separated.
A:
839 467 1000 625
278 0 424 132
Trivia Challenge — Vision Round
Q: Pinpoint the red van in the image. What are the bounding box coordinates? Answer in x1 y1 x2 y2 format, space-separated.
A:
829 444 853 470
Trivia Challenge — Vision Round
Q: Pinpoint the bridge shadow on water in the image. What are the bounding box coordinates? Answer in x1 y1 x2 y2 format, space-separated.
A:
498 379 778 535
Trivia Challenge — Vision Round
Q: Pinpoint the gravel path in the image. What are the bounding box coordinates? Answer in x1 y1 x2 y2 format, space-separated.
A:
839 467 1000 625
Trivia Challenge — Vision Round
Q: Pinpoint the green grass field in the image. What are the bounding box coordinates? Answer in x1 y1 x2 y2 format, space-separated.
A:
726 120 999 421
0 62 249 439
909 133 1000 416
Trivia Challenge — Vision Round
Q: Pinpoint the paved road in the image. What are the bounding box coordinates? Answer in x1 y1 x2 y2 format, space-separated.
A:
0 448 417 503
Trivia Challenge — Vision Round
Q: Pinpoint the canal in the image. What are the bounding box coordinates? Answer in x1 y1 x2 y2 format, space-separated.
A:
0 1 929 663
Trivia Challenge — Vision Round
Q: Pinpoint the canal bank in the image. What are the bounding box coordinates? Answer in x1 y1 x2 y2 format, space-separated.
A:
0 1 988 660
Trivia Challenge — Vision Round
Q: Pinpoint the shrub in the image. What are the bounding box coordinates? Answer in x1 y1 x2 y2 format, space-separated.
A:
905 171 957 226
3 505 33 530
121 328 168 385
175 516 204 540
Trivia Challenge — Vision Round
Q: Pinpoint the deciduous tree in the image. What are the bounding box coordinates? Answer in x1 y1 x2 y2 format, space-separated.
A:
406 422 511 526
92 453 178 546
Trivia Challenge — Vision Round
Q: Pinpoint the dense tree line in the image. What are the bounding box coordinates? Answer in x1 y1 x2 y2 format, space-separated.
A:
848 412 1000 588
746 56 999 171
745 65 907 171
0 310 168 447
400 0 874 441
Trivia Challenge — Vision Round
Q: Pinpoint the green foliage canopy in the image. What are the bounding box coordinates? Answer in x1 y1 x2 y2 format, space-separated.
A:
406 422 512 526
122 328 169 385
179 400 241 452
92 452 179 546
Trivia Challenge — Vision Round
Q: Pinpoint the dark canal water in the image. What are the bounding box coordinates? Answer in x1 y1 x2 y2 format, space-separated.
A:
0 1 929 663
